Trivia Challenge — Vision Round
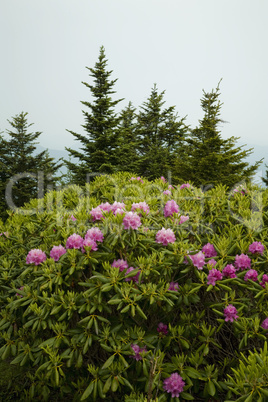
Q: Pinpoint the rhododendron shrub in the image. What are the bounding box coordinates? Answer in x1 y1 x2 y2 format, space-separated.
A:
0 173 268 401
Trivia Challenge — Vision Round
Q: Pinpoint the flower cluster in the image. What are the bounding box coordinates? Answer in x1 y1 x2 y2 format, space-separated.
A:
157 322 168 336
111 259 129 271
260 274 268 288
156 228 176 246
66 234 84 249
179 215 189 224
130 344 147 361
26 249 47 265
244 269 258 282
222 264 237 278
235 254 251 270
82 237 98 252
249 241 265 255
202 243 217 258
207 259 217 267
130 176 144 183
85 227 104 243
50 245 66 261
131 202 150 215
180 183 191 190
168 282 179 291
163 373 185 398
224 304 239 322
98 202 112 212
90 206 104 221
163 190 171 196
207 269 223 286
164 200 179 217
111 201 126 214
189 251 205 270
261 318 268 330
123 212 141 230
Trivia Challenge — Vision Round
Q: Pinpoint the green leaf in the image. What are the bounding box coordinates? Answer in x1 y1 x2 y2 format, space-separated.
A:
102 354 115 369
81 381 94 400
103 376 112 394
180 391 195 400
207 380 216 396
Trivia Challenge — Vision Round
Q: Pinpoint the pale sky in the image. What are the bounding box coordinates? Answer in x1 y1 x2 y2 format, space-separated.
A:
0 0 268 154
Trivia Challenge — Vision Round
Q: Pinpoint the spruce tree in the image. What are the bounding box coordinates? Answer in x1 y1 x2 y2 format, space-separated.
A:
115 102 139 173
65 46 123 184
0 112 62 218
173 83 262 188
135 84 187 180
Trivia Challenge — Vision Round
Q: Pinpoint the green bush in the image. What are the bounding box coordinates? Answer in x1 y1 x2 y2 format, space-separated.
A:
1 172 268 401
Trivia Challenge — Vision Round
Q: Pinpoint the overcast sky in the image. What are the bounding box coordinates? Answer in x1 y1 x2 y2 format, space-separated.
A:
0 0 267 155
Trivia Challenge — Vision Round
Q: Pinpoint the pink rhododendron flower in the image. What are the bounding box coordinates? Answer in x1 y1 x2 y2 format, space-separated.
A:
180 183 191 190
130 344 147 360
261 318 268 330
249 241 265 255
66 234 84 249
160 176 167 182
157 322 168 335
82 238 98 252
189 251 205 270
168 185 174 189
207 259 217 267
50 245 66 261
114 208 125 216
111 201 126 214
123 212 141 230
164 200 179 217
244 269 258 282
90 206 104 221
179 215 189 224
156 228 176 246
68 215 77 221
163 373 185 398
168 282 179 291
85 227 104 243
202 243 217 258
124 267 141 283
235 254 251 270
224 304 239 322
260 274 268 288
98 202 111 212
222 264 237 278
131 202 150 215
130 176 143 183
26 249 47 265
111 259 129 271
207 268 223 286
163 190 171 196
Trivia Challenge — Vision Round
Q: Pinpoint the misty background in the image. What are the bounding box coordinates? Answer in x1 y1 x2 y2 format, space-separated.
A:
0 0 267 183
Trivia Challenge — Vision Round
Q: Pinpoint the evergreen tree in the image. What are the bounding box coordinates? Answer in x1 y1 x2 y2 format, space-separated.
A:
0 112 62 218
115 102 139 173
173 83 262 188
262 166 268 187
135 84 187 180
65 46 123 184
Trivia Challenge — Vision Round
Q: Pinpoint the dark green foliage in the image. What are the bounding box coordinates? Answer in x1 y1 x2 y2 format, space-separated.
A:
1 174 268 400
262 165 268 187
0 112 62 219
115 102 139 173
136 84 187 181
65 46 124 184
173 82 262 188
